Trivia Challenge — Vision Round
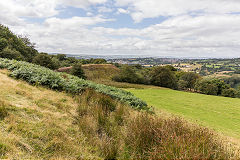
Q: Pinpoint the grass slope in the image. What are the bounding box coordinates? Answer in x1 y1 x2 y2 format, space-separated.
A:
0 70 99 159
127 88 240 139
0 69 237 159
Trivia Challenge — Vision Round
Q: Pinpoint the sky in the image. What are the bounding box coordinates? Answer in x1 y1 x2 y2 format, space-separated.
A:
1 0 240 58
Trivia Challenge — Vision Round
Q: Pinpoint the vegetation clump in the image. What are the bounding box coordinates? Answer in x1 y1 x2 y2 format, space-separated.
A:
0 58 148 110
0 100 8 120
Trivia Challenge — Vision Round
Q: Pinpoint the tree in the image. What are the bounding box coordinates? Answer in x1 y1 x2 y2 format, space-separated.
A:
32 53 56 70
70 63 86 79
0 47 24 60
112 65 143 84
165 65 177 71
194 79 218 95
56 54 67 61
51 57 61 69
178 72 200 90
194 78 229 95
0 38 8 51
150 66 177 89
0 25 38 61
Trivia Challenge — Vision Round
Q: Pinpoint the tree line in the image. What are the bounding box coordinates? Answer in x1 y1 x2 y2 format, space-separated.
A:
113 64 240 98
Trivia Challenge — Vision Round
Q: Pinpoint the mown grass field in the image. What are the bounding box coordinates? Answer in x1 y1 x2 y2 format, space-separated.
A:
127 88 240 139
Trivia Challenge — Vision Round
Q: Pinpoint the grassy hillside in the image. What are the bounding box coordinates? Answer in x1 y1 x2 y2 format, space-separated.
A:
0 70 99 159
127 88 240 139
0 69 236 159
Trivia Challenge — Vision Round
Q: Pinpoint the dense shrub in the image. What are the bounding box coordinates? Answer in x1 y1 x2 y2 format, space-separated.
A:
221 88 237 98
0 58 148 110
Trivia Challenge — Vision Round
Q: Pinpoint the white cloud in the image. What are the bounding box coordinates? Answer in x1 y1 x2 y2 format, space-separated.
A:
115 0 240 22
60 0 108 8
1 0 240 57
8 13 240 57
98 6 113 13
44 16 114 28
0 0 59 18
117 8 130 14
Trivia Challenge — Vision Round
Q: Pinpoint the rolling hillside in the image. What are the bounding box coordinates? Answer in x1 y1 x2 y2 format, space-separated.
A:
0 68 236 159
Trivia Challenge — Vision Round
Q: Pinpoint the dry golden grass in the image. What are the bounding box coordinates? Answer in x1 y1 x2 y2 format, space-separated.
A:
0 69 100 159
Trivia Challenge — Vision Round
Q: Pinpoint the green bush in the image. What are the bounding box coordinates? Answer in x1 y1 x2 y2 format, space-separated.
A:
33 53 57 70
0 58 148 110
70 63 86 79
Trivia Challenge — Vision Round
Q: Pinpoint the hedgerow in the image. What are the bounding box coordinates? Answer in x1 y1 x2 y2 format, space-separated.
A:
0 58 148 110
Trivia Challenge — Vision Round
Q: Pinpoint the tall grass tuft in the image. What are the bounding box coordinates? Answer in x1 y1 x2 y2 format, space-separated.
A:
124 114 231 159
75 89 122 159
0 100 9 120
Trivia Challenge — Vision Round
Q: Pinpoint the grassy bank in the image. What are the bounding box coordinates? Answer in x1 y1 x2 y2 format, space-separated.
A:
0 70 98 159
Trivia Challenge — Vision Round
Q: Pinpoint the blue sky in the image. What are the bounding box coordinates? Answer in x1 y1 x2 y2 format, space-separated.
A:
1 0 240 58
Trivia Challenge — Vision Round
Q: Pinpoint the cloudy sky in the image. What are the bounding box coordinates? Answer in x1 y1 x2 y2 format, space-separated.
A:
1 0 240 58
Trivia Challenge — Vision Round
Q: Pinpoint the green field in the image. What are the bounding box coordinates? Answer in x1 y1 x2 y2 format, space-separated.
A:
127 88 240 138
